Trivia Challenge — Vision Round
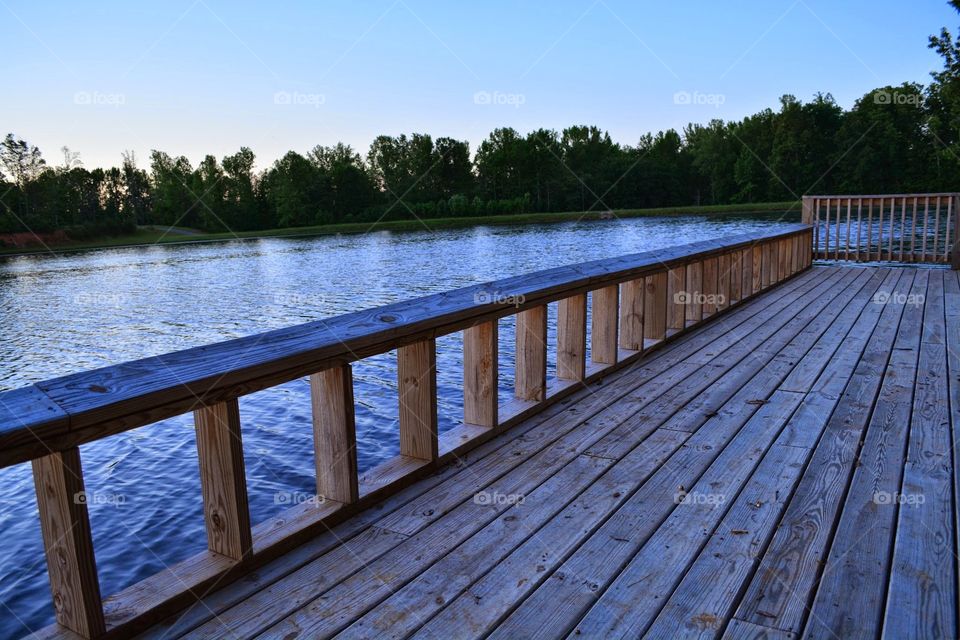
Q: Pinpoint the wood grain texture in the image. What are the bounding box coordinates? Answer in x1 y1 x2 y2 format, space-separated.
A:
703 256 719 316
618 278 645 351
686 262 704 324
644 271 668 340
310 365 359 504
463 321 498 428
557 294 587 380
515 306 547 401
194 399 253 560
667 265 687 330
736 270 925 634
32 448 105 638
752 245 763 294
718 253 731 310
591 285 619 365
397 339 438 461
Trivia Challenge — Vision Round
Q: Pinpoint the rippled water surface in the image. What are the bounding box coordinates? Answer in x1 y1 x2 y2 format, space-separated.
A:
0 214 795 636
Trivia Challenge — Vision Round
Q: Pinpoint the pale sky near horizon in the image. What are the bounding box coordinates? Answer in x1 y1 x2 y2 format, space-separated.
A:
2 1 956 171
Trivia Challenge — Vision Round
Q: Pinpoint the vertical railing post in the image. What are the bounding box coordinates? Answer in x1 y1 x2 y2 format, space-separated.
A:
730 250 742 304
752 245 763 293
311 365 359 503
666 266 686 332
33 448 105 638
515 306 547 401
685 261 703 324
619 279 645 351
801 196 814 224
740 247 753 299
778 238 788 282
463 321 498 428
644 271 668 343
702 257 718 317
398 339 439 461
717 253 731 311
194 399 253 561
557 294 587 381
761 241 774 289
591 286 619 365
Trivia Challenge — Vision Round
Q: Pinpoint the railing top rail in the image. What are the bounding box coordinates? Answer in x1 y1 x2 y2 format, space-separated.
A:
0 224 810 469
803 192 960 199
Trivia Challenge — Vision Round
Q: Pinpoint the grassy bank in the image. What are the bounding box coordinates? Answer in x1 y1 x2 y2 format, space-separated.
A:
0 200 800 257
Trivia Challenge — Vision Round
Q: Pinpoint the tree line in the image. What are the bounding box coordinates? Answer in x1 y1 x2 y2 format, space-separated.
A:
3 8 960 239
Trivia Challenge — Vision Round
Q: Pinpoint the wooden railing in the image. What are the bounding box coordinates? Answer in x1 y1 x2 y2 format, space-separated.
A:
1 224 812 639
802 193 960 267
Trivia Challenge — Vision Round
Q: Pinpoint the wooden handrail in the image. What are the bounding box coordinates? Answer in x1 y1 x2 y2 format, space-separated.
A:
5 224 813 639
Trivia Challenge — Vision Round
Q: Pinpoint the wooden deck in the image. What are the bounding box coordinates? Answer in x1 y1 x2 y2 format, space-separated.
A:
127 264 957 640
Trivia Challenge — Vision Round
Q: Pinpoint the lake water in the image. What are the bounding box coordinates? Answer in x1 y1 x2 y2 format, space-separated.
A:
0 213 797 636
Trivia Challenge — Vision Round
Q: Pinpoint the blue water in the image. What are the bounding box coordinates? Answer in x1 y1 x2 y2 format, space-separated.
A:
0 214 796 637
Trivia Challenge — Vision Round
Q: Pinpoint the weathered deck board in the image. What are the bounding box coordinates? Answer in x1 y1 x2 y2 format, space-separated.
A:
125 265 959 640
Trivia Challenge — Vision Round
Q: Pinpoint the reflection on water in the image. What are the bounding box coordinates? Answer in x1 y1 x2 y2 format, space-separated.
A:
0 214 794 635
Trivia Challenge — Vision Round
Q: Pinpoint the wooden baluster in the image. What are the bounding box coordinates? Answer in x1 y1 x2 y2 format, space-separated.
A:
934 196 943 263
752 245 763 293
855 198 863 262
834 197 841 260
644 271 667 343
463 321 498 428
701 257 718 317
730 250 742 303
866 198 874 261
194 399 253 561
619 278 644 351
311 365 359 503
910 197 918 262
685 262 702 325
515 306 547 401
761 241 773 289
33 448 105 638
898 197 907 261
717 253 730 310
666 265 686 331
777 239 787 282
822 198 830 260
813 198 820 257
845 198 853 261
922 196 930 261
557 294 587 381
591 285 619 365
740 248 753 298
397 339 438 461
887 196 895 260
877 197 885 261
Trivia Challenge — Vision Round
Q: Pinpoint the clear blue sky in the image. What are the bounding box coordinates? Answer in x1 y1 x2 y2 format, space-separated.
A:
2 0 956 170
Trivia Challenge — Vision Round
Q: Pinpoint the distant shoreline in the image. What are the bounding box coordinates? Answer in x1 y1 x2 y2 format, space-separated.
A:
0 200 799 258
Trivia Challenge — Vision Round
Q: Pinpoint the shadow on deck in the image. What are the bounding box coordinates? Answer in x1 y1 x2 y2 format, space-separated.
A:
135 264 957 639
